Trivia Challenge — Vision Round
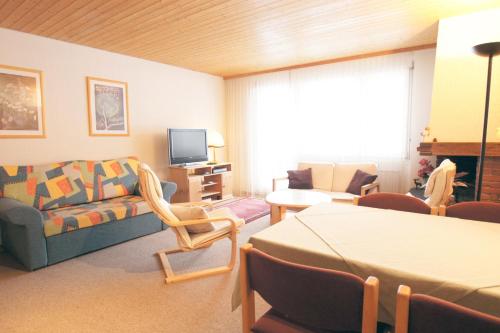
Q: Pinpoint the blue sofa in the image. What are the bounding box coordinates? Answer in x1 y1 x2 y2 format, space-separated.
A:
0 157 176 271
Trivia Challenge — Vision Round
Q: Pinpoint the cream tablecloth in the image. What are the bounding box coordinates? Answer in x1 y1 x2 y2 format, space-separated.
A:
232 202 500 324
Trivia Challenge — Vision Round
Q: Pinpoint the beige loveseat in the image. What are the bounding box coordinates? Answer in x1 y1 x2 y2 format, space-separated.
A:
273 162 379 203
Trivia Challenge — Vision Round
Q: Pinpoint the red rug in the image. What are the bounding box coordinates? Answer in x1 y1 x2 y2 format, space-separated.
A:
215 197 270 223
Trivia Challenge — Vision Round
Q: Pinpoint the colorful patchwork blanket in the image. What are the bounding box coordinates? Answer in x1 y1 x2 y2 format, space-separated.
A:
0 157 140 210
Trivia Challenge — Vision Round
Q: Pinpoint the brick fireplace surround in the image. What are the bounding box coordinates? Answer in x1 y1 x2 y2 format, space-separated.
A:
418 143 500 202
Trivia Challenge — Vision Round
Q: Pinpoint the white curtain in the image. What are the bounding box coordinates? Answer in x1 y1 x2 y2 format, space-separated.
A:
226 53 414 197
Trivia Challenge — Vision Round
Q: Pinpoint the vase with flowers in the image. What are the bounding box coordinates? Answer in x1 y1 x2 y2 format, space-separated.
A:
417 158 435 187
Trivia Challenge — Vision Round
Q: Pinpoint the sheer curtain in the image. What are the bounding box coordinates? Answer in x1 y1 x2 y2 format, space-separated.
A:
226 53 414 196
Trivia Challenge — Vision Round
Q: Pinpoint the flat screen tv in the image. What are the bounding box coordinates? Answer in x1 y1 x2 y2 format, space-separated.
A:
168 128 208 165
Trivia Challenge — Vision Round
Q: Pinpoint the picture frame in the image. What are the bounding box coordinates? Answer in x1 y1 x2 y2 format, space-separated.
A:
86 76 129 136
0 64 46 138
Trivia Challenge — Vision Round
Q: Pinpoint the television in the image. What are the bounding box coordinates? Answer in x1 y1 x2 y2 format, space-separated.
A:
168 128 208 165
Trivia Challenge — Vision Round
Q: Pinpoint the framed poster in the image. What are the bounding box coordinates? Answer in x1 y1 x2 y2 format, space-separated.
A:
86 77 129 136
0 65 45 138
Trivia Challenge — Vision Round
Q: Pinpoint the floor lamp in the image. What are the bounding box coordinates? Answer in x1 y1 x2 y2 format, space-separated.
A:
473 42 500 201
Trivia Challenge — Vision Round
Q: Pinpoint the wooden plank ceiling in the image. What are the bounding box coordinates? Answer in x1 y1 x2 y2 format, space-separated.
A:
0 0 499 78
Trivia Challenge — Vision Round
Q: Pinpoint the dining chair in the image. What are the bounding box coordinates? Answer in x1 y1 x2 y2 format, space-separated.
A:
395 285 500 333
138 163 244 283
240 243 379 333
441 201 500 223
354 192 436 215
424 159 456 208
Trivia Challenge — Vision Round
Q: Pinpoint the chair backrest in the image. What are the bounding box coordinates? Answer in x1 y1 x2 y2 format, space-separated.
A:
395 285 500 333
358 192 431 215
445 201 500 224
424 159 456 207
138 163 192 248
245 247 377 332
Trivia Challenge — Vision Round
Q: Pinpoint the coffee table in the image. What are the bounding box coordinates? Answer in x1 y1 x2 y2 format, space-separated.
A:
265 189 331 224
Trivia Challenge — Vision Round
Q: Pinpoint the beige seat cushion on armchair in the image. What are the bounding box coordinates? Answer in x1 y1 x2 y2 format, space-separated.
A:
170 205 214 233
190 207 244 247
169 205 244 239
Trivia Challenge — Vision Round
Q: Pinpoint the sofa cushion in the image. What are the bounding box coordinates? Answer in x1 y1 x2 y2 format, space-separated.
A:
0 162 87 210
41 195 151 237
332 163 377 192
298 162 335 191
0 157 140 210
74 157 140 202
287 168 313 189
345 169 378 195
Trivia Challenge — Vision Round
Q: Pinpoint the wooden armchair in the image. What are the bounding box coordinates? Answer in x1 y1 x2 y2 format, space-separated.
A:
138 163 244 284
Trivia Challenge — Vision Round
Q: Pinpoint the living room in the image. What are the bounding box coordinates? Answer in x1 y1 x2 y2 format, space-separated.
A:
1 2 500 333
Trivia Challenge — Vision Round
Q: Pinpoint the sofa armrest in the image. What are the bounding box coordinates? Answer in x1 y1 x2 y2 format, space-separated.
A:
272 176 289 191
0 198 47 270
360 181 380 196
161 181 177 203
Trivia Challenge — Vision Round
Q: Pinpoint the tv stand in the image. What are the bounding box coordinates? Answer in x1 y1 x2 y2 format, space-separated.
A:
178 162 206 167
167 163 232 203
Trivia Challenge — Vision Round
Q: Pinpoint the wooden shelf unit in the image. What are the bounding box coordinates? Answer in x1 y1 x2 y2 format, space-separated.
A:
167 163 233 203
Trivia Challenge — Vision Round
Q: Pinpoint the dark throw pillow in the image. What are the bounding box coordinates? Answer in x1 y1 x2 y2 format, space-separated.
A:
287 168 313 189
346 169 378 195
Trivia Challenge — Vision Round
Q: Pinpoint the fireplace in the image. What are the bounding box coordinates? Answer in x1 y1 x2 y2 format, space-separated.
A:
418 142 500 202
436 156 477 202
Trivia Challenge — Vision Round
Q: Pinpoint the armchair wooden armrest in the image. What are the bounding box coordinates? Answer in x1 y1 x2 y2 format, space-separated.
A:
361 181 380 196
171 201 214 210
272 176 289 191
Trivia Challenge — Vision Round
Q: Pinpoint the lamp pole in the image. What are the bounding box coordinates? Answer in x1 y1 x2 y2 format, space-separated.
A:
473 42 500 201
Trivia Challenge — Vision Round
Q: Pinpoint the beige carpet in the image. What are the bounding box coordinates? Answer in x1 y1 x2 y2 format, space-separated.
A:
0 216 271 333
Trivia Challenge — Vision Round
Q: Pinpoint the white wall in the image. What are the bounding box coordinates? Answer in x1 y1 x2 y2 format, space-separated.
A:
0 28 225 177
428 8 500 142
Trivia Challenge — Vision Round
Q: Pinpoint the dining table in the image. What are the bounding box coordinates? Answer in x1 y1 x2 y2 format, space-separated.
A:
231 202 500 325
